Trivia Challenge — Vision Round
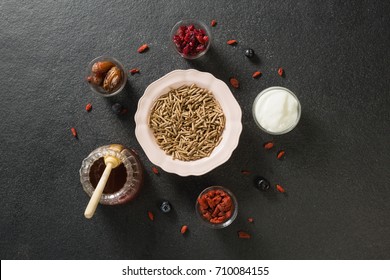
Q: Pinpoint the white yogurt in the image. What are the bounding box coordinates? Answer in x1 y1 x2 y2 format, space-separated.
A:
253 87 300 134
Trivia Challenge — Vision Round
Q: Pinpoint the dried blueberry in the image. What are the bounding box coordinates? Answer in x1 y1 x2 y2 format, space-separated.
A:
160 201 171 213
244 48 254 58
111 103 123 115
255 176 270 191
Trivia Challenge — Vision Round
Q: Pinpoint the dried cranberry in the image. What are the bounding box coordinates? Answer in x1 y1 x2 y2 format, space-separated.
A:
196 45 205 52
196 35 204 44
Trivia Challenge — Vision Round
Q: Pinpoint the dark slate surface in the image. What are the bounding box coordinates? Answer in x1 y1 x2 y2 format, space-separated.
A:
1 0 389 260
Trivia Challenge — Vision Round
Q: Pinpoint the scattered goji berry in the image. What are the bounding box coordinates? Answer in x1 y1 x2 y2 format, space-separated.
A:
238 231 251 239
248 218 254 223
211 19 217 27
263 141 274 150
241 170 251 175
227 39 237 45
278 67 284 77
70 127 77 138
276 184 286 193
277 150 285 159
147 211 154 221
180 225 188 234
137 44 149 53
85 103 92 112
129 68 140 75
252 71 262 78
152 166 159 175
229 77 239 89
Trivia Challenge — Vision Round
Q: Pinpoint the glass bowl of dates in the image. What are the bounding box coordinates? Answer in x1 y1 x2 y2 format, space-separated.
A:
171 19 211 59
195 186 238 229
86 56 127 97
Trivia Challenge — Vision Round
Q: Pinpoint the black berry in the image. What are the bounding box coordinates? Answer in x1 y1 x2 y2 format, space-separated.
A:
244 48 254 58
111 103 123 115
160 201 171 213
255 176 270 191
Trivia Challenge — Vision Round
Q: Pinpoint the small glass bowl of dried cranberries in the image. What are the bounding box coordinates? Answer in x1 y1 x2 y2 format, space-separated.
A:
171 19 211 59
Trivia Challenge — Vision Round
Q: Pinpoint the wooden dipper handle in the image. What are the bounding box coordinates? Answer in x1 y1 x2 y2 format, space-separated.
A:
84 144 124 219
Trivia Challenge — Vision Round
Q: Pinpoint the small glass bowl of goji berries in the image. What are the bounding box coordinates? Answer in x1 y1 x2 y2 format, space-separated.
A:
86 56 127 97
195 186 238 229
170 19 211 59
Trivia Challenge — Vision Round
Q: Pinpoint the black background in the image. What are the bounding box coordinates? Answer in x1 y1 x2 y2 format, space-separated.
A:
1 0 389 259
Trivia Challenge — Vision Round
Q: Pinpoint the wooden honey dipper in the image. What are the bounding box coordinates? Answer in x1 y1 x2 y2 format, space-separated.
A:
84 144 124 219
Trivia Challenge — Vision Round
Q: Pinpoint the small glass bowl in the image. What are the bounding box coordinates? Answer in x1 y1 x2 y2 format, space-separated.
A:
195 186 238 229
170 19 212 59
79 145 143 205
252 86 301 135
85 56 127 97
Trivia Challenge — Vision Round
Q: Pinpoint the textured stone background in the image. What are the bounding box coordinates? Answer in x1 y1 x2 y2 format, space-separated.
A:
1 0 389 259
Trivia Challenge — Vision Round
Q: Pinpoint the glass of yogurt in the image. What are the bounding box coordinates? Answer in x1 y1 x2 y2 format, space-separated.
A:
252 86 301 135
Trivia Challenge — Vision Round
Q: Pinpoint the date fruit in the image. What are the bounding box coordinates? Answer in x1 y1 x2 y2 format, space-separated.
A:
92 61 115 74
103 66 122 92
87 73 104 86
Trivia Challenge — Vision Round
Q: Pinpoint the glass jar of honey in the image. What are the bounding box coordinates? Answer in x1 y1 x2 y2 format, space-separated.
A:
79 145 143 205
